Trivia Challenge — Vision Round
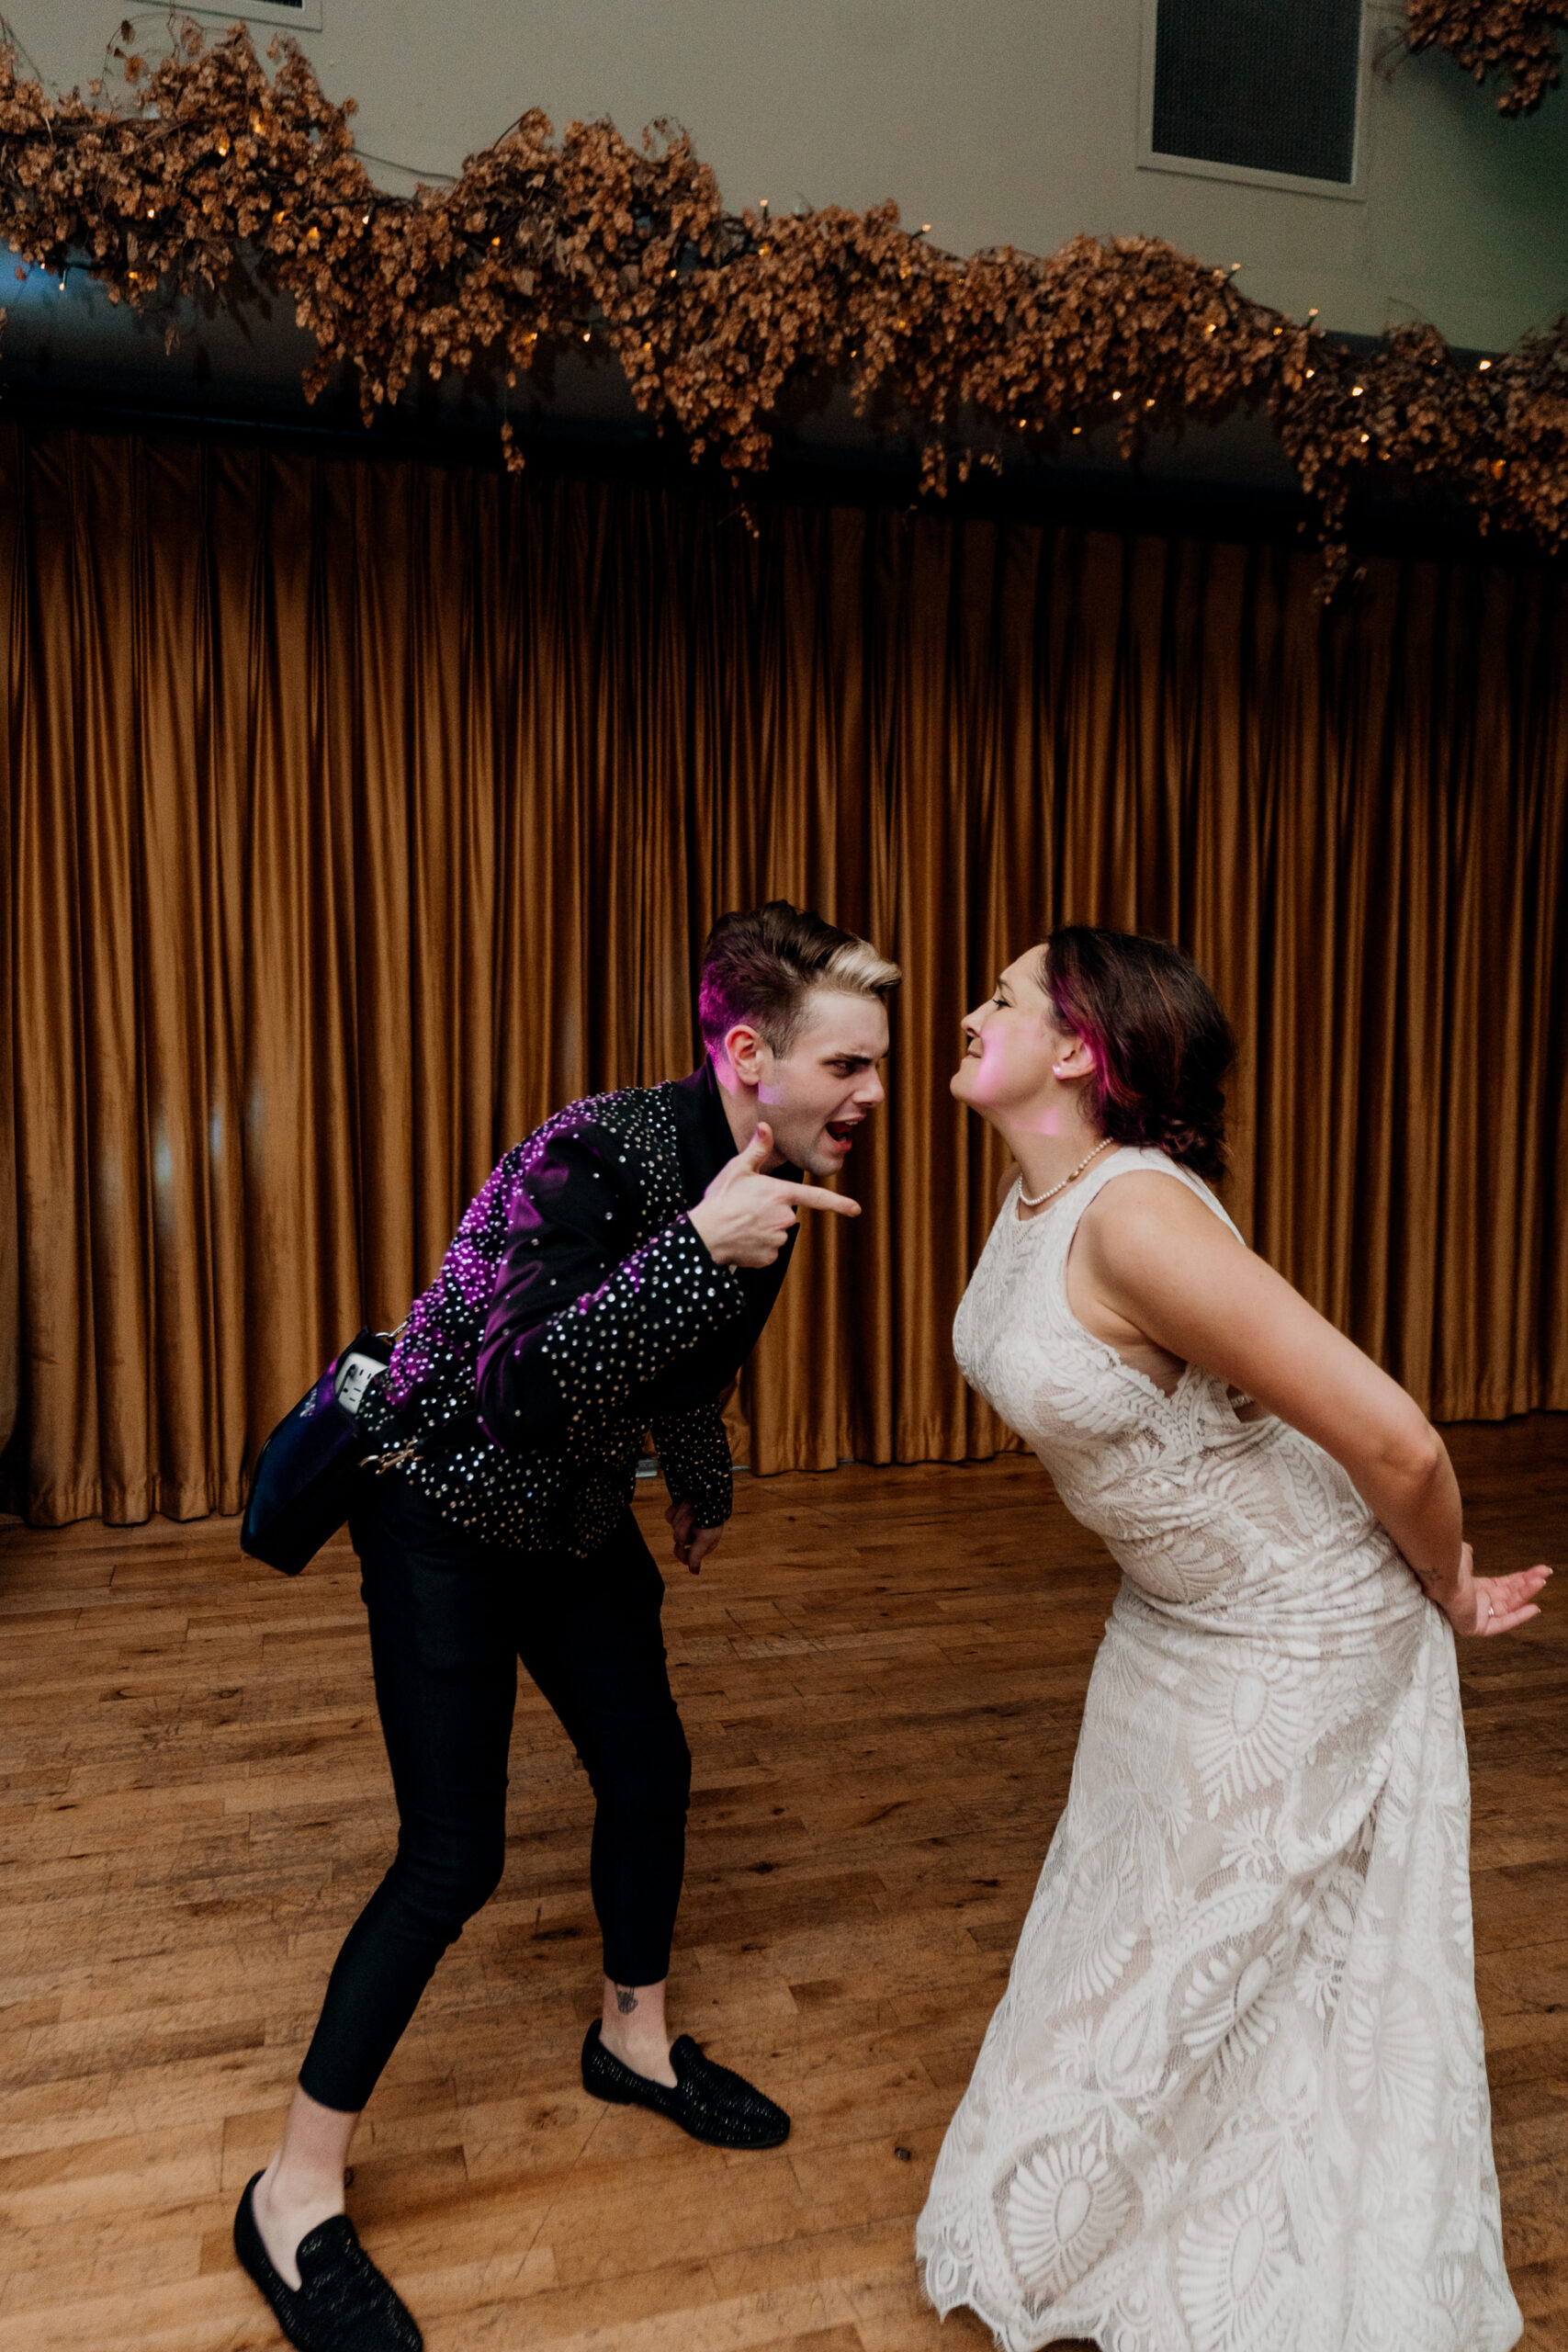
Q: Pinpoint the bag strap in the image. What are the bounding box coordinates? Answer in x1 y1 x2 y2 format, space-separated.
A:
353 1315 489 1480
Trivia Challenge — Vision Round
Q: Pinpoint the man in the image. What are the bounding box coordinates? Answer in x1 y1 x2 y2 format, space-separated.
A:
235 901 899 2352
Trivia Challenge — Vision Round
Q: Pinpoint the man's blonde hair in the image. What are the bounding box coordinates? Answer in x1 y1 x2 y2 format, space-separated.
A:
699 901 900 1056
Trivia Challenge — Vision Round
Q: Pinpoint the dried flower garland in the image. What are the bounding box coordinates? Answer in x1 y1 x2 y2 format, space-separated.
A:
1405 0 1566 113
2 19 1566 584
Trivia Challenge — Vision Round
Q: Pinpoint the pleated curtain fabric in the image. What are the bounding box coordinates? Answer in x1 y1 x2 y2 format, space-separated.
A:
1 424 1564 1526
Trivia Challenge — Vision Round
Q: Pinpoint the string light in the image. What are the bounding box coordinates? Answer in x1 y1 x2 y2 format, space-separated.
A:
1478 357 1493 371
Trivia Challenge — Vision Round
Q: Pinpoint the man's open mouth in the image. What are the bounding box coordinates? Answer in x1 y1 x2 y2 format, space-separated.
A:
826 1120 858 1148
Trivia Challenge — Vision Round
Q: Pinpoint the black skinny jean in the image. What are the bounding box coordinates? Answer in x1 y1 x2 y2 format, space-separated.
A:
299 1472 692 2114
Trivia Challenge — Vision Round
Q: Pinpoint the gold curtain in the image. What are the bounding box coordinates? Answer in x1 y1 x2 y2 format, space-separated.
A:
2 426 1564 1526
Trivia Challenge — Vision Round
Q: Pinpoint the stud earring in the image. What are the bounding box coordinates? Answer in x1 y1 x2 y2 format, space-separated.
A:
1052 1063 1066 1078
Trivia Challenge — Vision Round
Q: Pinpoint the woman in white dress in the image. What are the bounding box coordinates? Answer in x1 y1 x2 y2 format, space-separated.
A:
918 926 1549 2352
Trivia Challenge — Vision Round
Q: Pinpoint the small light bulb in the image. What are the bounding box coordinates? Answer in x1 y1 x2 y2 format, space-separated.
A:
1478 357 1493 371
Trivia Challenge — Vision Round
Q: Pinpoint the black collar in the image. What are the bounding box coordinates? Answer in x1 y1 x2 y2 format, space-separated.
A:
671 1060 801 1195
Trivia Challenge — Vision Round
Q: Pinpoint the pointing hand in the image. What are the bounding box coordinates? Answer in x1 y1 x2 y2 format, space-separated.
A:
687 1123 861 1268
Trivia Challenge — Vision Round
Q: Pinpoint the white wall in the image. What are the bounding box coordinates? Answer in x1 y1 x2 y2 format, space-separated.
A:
11 0 1568 350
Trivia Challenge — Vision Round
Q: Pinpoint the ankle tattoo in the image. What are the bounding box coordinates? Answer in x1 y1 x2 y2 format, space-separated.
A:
615 1984 638 2016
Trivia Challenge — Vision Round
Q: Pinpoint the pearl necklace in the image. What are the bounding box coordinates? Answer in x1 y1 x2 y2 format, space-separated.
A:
1018 1136 1114 1209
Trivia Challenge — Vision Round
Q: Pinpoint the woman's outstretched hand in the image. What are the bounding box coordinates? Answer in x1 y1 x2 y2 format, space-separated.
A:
1435 1542 1551 1637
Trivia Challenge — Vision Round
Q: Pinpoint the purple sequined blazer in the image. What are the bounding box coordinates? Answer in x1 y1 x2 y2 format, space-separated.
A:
356 1065 797 1556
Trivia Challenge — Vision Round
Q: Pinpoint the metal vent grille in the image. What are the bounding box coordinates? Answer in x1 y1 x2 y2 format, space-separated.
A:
1151 0 1363 185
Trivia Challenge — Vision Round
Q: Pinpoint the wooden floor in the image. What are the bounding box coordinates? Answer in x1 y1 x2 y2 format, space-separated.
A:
2 1423 1565 2352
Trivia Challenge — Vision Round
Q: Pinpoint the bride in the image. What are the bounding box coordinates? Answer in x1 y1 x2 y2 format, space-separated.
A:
917 925 1547 2352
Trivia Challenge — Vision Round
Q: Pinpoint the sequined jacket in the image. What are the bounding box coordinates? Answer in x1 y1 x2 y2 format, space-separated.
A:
355 1064 797 1556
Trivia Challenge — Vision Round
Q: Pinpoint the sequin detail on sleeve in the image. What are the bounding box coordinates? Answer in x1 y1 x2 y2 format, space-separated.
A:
355 1084 742 1557
650 1401 734 1531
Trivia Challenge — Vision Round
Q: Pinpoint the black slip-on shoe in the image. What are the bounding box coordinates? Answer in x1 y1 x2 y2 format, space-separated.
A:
233 2171 423 2352
581 2019 791 2149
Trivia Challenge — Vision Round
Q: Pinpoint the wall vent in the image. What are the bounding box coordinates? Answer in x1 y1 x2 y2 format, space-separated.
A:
1151 0 1364 187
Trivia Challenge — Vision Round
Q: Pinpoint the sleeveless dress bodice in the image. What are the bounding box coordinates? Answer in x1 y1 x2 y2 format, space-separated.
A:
919 1148 1520 2352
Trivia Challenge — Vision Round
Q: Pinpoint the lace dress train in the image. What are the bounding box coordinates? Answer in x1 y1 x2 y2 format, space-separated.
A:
916 1148 1519 2352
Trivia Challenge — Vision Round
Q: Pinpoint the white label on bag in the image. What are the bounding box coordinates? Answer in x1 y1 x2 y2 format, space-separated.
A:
334 1351 385 1418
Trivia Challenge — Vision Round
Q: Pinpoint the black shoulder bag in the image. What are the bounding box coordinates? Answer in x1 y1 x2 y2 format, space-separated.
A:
241 1329 416 1576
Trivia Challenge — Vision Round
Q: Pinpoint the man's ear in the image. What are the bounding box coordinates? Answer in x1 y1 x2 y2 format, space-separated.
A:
723 1022 772 1087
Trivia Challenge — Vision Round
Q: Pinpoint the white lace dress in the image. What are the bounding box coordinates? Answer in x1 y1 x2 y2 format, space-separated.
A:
917 1148 1520 2352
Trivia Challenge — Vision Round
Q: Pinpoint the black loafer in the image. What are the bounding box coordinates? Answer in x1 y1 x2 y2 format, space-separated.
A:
233 2171 423 2351
581 2020 790 2148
